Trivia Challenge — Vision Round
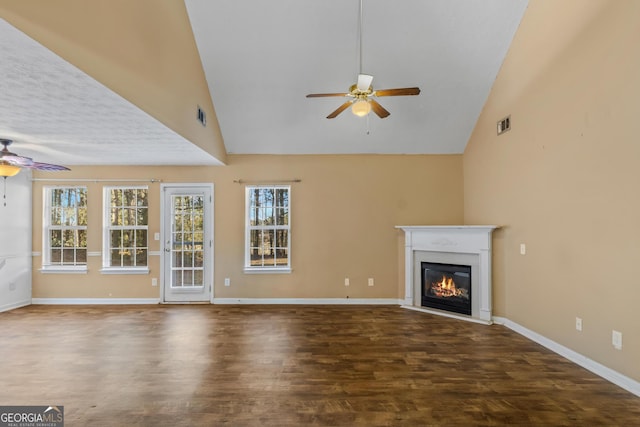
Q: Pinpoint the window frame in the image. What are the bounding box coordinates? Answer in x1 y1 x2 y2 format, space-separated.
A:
41 186 88 273
101 185 149 274
244 185 291 274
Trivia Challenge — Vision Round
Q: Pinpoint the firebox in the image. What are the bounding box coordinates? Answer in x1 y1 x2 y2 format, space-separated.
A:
421 262 471 316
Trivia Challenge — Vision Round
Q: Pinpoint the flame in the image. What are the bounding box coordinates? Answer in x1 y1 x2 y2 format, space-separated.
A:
431 275 463 298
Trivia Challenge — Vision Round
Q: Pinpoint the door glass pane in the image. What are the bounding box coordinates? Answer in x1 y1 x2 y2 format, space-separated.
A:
170 194 207 289
173 251 183 268
194 270 203 286
172 270 183 287
184 251 193 268
194 251 203 268
183 270 193 286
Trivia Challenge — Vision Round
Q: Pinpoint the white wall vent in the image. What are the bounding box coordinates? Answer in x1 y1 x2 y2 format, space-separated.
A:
497 115 511 135
197 106 207 126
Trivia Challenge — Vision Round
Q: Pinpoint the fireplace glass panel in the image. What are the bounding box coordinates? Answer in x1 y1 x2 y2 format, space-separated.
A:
421 262 471 316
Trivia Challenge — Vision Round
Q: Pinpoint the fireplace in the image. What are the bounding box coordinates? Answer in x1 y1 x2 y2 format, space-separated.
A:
396 225 497 324
421 262 471 316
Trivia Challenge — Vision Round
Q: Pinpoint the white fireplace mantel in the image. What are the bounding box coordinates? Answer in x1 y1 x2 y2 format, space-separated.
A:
396 225 498 324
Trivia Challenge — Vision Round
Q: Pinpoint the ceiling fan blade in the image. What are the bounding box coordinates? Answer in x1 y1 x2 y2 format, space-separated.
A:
306 92 349 98
374 87 421 97
1 154 34 167
326 101 353 119
27 162 70 171
369 99 390 118
356 74 373 92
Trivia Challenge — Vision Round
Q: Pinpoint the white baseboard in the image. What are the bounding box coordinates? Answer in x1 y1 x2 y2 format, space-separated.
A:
0 299 31 313
213 298 402 305
492 316 640 398
31 298 159 305
31 297 400 306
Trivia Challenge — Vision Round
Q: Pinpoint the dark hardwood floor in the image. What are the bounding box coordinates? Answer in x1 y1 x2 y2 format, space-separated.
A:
0 305 638 426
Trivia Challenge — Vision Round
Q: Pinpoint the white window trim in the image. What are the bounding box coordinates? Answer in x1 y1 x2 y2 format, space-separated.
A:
42 186 88 271
244 185 291 273
100 267 149 275
243 266 292 274
102 185 149 273
40 265 88 274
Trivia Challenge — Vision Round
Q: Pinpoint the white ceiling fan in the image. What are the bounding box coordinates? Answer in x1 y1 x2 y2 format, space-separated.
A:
306 0 420 119
0 138 70 206
0 138 70 177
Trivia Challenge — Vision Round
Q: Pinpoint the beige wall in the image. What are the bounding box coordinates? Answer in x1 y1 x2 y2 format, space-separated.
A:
464 0 640 381
32 154 463 299
0 0 226 163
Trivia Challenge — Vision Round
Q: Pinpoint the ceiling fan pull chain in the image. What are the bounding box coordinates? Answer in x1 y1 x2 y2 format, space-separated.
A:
3 177 7 207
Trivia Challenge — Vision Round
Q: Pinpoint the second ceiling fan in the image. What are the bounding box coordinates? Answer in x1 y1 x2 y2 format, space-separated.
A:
306 0 420 119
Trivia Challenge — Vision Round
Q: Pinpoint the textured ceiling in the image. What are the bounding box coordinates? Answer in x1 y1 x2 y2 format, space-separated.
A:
185 0 528 154
0 18 221 166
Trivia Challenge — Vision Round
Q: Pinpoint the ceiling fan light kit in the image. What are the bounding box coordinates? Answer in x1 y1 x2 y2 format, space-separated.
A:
351 99 371 117
0 163 20 177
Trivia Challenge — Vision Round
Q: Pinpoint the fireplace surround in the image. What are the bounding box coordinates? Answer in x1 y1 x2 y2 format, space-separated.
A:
396 226 498 324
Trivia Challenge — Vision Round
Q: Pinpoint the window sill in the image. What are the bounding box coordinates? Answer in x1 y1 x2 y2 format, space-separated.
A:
40 266 88 274
243 267 292 275
100 268 150 275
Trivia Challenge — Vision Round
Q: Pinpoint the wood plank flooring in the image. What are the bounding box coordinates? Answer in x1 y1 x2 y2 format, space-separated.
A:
0 305 638 426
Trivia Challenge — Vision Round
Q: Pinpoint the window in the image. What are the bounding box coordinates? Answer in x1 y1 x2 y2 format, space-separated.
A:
42 186 88 271
245 186 290 272
103 186 148 272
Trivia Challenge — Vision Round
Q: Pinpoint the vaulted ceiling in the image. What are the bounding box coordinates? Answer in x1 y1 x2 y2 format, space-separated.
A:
0 0 528 166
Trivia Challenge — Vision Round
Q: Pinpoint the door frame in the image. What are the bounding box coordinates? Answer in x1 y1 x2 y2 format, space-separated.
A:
159 183 214 303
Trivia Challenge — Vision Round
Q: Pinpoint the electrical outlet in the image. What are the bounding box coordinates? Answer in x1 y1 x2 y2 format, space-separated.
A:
344 278 350 287
224 278 231 287
575 317 582 331
612 330 622 350
368 278 374 286
520 243 526 255
151 278 158 287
